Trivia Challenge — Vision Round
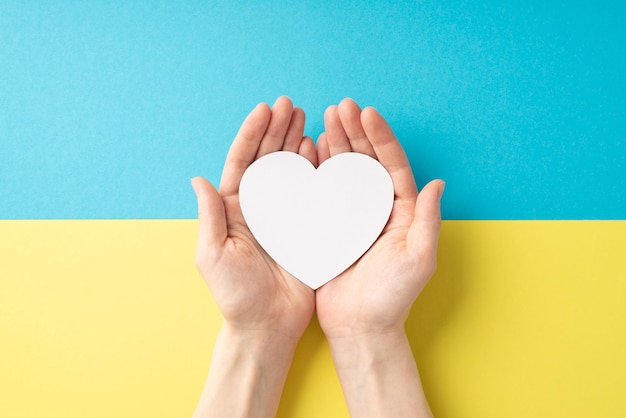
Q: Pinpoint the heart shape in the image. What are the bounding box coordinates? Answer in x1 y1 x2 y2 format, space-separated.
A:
239 151 394 289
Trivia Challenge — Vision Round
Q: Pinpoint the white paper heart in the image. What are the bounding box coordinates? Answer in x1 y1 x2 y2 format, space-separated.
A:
239 151 394 289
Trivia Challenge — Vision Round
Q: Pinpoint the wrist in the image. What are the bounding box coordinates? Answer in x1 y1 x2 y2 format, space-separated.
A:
193 325 299 418
219 323 301 356
217 289 314 344
326 329 433 418
326 328 409 372
322 319 407 345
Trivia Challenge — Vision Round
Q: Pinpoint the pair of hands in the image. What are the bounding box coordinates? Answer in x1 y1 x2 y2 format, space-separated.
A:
191 97 442 417
191 96 444 346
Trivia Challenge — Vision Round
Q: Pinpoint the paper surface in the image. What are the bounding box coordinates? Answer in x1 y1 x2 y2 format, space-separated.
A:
2 221 626 417
239 151 394 289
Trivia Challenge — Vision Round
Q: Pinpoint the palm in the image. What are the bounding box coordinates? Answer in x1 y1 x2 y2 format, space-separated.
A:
317 203 420 335
214 195 313 335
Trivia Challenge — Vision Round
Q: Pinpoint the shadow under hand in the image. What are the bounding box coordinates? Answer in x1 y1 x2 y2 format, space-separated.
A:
406 221 472 413
277 313 347 417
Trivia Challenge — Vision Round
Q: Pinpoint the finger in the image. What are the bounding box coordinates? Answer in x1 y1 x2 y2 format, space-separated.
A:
407 180 445 278
282 107 306 153
337 98 376 158
256 96 294 157
361 106 418 201
220 102 271 195
191 177 228 259
316 132 331 165
299 136 318 167
324 105 352 156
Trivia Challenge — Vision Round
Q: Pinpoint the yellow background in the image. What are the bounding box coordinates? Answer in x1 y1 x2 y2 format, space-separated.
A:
1 220 625 417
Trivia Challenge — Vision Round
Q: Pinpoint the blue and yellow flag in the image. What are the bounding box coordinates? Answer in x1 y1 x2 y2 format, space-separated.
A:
1 2 625 417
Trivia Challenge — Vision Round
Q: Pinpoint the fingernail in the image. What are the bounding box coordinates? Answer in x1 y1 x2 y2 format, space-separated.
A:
438 180 446 199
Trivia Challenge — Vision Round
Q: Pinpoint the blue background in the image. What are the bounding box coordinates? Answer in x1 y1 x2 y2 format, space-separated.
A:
1 1 624 219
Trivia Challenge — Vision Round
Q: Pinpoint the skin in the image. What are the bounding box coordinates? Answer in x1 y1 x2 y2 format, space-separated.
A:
191 97 444 418
191 97 317 418
316 98 444 417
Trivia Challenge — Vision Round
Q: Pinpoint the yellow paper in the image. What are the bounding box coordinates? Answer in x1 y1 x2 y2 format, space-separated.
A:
1 221 625 417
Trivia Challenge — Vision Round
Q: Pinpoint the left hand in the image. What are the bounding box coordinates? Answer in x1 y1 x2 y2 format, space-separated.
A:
191 96 317 342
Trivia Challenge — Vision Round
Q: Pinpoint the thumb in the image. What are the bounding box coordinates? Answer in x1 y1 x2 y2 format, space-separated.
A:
191 177 227 258
407 180 445 276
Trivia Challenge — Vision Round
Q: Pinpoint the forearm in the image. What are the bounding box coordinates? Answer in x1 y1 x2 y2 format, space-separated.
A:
328 330 433 418
193 325 298 418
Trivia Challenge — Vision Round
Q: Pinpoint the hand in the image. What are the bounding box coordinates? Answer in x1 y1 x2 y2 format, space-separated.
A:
315 98 443 418
192 96 316 341
316 98 444 338
191 97 317 418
